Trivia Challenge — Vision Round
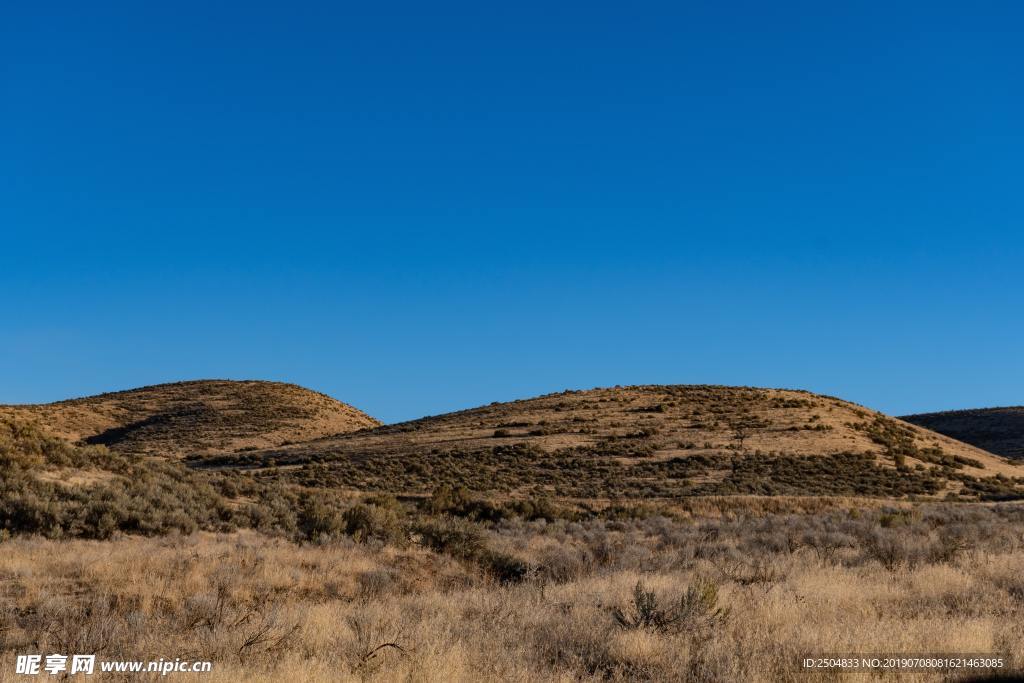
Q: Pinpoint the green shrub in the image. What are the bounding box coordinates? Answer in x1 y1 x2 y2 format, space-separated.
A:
342 503 407 545
427 484 472 514
415 516 486 560
612 579 728 635
297 497 345 542
481 550 530 583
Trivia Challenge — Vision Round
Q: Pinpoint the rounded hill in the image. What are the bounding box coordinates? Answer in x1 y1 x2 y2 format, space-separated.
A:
1 380 379 458
218 385 1020 502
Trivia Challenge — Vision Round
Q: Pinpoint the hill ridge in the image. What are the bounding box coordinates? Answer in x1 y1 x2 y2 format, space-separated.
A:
902 406 1024 460
205 384 1021 502
0 379 379 458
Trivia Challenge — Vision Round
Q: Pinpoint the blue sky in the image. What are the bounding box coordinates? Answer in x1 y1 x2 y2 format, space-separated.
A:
2 2 1021 422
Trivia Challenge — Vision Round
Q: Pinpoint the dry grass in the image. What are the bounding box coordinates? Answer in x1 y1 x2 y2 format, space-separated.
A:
0 380 379 458
4 383 1024 680
208 385 1023 500
2 504 1023 681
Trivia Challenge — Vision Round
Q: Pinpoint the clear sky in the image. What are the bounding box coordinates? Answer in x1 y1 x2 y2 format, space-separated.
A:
2 2 1021 423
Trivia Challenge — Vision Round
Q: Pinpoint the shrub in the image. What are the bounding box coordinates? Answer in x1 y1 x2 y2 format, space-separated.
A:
612 579 728 635
427 485 472 515
504 497 564 522
414 516 529 582
481 551 531 583
342 503 407 546
415 516 486 560
297 498 345 543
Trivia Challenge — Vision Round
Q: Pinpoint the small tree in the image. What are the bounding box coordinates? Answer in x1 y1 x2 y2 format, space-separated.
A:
729 415 765 453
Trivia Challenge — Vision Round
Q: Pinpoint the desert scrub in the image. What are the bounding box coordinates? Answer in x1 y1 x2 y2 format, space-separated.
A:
4 503 1023 681
1 416 239 538
0 415 296 539
414 515 529 582
612 578 729 635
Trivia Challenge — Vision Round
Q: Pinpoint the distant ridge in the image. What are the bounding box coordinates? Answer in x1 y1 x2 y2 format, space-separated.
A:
0 380 379 458
902 406 1024 460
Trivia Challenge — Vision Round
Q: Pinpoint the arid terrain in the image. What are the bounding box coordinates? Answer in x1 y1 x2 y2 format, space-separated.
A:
3 505 1024 682
200 384 1022 504
0 380 378 459
903 407 1024 461
2 380 1024 681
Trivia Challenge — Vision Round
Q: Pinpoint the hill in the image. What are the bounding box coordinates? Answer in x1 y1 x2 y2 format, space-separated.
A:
4 382 1024 542
0 380 379 458
203 384 1022 502
902 407 1024 460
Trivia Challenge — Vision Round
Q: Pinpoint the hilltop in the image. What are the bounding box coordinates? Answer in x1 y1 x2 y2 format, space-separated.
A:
205 384 1021 502
0 380 379 458
902 407 1024 460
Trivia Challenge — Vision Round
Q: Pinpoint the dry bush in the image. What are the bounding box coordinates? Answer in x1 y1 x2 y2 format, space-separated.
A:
611 579 728 635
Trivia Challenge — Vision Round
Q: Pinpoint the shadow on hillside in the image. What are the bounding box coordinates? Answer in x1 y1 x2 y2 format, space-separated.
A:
84 414 168 447
84 407 203 448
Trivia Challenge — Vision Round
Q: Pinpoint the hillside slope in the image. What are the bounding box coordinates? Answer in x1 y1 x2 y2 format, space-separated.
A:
902 407 1024 460
207 385 1021 501
0 380 379 458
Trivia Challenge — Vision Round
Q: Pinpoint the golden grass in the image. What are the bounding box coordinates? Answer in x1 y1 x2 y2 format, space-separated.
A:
2 505 1023 682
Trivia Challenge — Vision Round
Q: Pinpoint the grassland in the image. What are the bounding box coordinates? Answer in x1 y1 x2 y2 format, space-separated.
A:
2 503 1024 681
3 381 1024 680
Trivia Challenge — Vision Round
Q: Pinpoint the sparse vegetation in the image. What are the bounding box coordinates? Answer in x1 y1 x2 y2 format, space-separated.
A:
0 380 379 458
0 416 248 539
194 384 1021 502
3 382 1024 680
2 503 1024 681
